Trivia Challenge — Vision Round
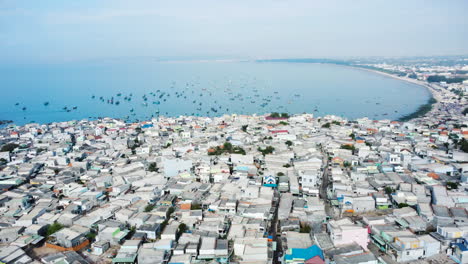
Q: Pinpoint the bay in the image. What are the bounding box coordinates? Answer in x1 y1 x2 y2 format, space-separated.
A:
0 60 431 125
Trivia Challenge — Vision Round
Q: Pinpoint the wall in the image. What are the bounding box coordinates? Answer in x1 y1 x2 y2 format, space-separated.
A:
45 239 89 252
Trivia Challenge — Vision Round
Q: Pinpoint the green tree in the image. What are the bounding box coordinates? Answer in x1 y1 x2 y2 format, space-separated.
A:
208 142 246 156
1 143 19 153
191 203 202 210
332 121 341 126
285 140 293 147
461 139 468 153
166 207 175 219
37 148 46 154
463 107 468 115
86 232 97 242
277 172 285 176
46 222 64 237
384 186 394 195
408 73 417 79
258 146 275 155
127 226 137 239
340 144 356 151
427 75 466 83
443 142 450 154
144 204 155 212
177 223 188 240
148 162 158 172
241 125 248 132
398 203 409 208
280 113 289 118
447 182 458 190
321 123 331 128
300 224 311 233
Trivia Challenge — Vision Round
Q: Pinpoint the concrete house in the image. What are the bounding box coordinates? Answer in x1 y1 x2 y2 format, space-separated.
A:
162 158 192 178
449 238 468 264
198 237 228 261
328 218 369 250
53 225 89 249
137 223 161 240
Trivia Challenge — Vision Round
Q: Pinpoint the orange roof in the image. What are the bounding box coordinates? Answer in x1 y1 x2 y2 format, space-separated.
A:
427 172 439 180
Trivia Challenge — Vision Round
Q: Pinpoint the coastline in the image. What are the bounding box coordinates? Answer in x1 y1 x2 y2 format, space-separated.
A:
255 60 441 122
342 65 441 122
0 61 445 127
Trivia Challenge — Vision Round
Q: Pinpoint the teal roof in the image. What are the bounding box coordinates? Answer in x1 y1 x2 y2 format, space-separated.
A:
284 245 324 261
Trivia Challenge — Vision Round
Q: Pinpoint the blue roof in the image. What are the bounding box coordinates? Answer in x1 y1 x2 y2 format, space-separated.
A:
453 239 468 251
142 124 153 128
235 166 249 171
284 245 324 261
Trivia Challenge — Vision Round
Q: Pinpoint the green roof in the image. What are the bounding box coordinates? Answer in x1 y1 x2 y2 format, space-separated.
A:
112 254 137 263
371 234 386 246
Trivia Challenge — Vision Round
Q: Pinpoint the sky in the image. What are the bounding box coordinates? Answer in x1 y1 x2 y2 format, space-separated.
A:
0 0 467 63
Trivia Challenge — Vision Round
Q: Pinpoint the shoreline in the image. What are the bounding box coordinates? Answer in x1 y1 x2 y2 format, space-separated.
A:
346 65 440 121
0 62 445 127
254 60 442 122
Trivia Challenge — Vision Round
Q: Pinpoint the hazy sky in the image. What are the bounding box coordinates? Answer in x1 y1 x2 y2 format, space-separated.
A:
1 0 467 63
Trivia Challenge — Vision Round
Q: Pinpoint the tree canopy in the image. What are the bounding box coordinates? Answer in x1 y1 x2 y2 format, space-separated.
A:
1 143 19 153
258 146 275 155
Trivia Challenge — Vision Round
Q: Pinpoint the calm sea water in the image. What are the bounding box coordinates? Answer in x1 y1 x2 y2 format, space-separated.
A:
0 60 431 125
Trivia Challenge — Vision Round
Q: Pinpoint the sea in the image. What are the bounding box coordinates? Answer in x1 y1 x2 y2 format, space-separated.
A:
0 60 431 125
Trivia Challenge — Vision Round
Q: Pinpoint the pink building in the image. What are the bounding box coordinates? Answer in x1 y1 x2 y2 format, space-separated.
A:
327 218 369 250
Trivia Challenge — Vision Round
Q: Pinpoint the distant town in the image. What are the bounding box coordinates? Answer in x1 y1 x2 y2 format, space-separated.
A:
0 58 467 264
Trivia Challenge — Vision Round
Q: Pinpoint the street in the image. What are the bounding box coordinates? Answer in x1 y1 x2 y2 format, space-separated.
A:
320 155 334 219
270 190 282 264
